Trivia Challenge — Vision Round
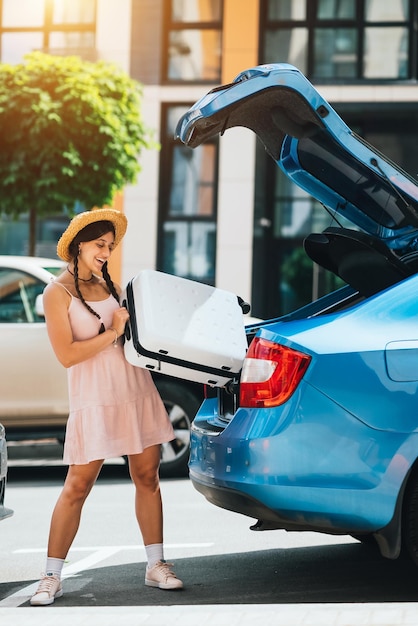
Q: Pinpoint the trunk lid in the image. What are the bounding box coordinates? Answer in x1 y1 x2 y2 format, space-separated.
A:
176 63 418 265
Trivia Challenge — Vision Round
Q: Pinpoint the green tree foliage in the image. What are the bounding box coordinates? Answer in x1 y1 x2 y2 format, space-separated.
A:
281 246 314 309
0 52 156 253
281 245 345 309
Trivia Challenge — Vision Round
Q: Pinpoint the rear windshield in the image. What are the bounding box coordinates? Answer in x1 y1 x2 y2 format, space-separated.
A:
298 131 418 230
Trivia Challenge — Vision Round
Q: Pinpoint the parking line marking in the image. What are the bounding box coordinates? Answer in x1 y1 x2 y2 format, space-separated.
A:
14 542 213 553
0 547 120 608
0 543 214 607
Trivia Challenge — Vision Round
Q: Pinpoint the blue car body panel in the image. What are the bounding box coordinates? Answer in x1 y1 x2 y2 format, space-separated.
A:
190 275 418 534
176 64 418 559
189 398 412 533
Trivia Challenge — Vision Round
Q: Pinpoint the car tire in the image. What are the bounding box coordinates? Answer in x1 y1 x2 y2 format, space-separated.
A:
402 469 418 566
153 378 202 478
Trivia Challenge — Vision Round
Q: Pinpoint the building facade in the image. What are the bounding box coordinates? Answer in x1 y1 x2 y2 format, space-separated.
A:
1 0 418 319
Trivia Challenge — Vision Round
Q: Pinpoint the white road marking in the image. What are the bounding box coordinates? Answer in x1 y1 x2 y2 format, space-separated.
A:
0 543 213 608
14 543 213 554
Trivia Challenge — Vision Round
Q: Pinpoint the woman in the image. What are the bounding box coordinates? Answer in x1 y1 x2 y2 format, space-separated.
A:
31 208 183 607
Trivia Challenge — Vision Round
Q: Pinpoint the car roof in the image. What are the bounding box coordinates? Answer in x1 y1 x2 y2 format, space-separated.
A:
0 256 65 280
0 255 65 267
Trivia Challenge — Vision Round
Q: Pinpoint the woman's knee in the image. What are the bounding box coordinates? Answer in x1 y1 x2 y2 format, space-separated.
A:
61 476 93 504
131 463 160 489
128 450 161 490
63 462 101 503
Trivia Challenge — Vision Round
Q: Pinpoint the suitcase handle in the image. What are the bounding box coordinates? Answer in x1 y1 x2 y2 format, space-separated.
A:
122 299 131 341
237 296 251 314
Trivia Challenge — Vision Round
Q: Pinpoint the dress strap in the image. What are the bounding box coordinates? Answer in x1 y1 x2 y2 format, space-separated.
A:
51 281 73 298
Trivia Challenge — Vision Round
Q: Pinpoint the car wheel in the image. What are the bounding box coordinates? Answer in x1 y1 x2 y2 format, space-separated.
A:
402 469 418 566
153 378 202 478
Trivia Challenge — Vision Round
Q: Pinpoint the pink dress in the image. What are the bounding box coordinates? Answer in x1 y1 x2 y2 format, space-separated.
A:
58 286 174 465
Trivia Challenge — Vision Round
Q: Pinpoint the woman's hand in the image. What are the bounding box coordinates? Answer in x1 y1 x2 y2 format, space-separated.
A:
44 283 131 367
111 306 130 338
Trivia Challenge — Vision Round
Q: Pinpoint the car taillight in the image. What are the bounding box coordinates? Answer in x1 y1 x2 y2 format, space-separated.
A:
240 337 311 408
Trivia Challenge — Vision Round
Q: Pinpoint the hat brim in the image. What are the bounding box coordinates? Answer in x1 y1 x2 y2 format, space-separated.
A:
57 208 128 262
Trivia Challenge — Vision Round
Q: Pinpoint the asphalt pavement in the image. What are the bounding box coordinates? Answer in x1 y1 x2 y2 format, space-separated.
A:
3 441 418 625
2 603 418 625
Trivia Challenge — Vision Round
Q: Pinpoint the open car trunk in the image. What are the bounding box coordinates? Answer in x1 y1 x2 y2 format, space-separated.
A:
176 64 418 293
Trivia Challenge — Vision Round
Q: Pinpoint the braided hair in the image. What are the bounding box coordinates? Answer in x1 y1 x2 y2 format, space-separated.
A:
69 220 120 334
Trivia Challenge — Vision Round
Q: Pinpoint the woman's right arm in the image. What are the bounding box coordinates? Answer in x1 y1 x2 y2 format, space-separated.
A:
43 283 124 368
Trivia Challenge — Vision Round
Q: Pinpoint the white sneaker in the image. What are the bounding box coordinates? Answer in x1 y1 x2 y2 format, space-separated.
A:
30 573 63 606
145 560 183 590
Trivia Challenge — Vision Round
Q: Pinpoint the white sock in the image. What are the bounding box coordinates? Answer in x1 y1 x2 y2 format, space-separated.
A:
45 557 65 578
145 543 164 569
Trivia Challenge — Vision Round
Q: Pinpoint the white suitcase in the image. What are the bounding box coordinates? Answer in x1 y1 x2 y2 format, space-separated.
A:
122 270 248 387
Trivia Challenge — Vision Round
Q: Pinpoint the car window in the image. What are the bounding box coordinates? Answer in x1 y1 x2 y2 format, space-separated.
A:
42 266 64 276
0 269 45 323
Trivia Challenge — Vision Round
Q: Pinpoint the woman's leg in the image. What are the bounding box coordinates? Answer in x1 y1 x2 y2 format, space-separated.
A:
128 446 183 590
128 445 162 545
31 459 104 606
47 459 104 558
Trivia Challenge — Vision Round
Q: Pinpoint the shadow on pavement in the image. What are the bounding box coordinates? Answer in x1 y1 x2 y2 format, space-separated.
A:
4 542 418 607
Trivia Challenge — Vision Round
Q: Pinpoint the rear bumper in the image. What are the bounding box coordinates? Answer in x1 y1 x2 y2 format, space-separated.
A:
190 472 369 534
189 393 408 535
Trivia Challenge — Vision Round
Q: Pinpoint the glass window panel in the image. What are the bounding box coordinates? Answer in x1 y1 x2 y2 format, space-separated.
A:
273 175 322 237
1 32 44 64
48 31 95 53
169 144 215 216
279 245 313 314
162 221 216 280
2 0 45 27
168 29 221 80
313 28 357 78
52 0 95 24
0 217 28 255
273 171 352 238
317 0 356 19
264 28 308 72
364 27 407 78
0 269 45 323
267 0 306 20
365 0 408 22
171 0 222 22
364 128 418 181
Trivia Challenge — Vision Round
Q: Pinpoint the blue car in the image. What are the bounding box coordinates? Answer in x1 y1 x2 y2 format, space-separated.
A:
176 64 418 566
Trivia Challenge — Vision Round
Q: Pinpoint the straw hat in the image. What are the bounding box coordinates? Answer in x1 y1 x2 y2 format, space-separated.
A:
57 208 128 262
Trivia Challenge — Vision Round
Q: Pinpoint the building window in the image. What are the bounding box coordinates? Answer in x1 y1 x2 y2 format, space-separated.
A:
261 0 413 82
158 104 218 283
0 0 96 64
162 0 223 82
